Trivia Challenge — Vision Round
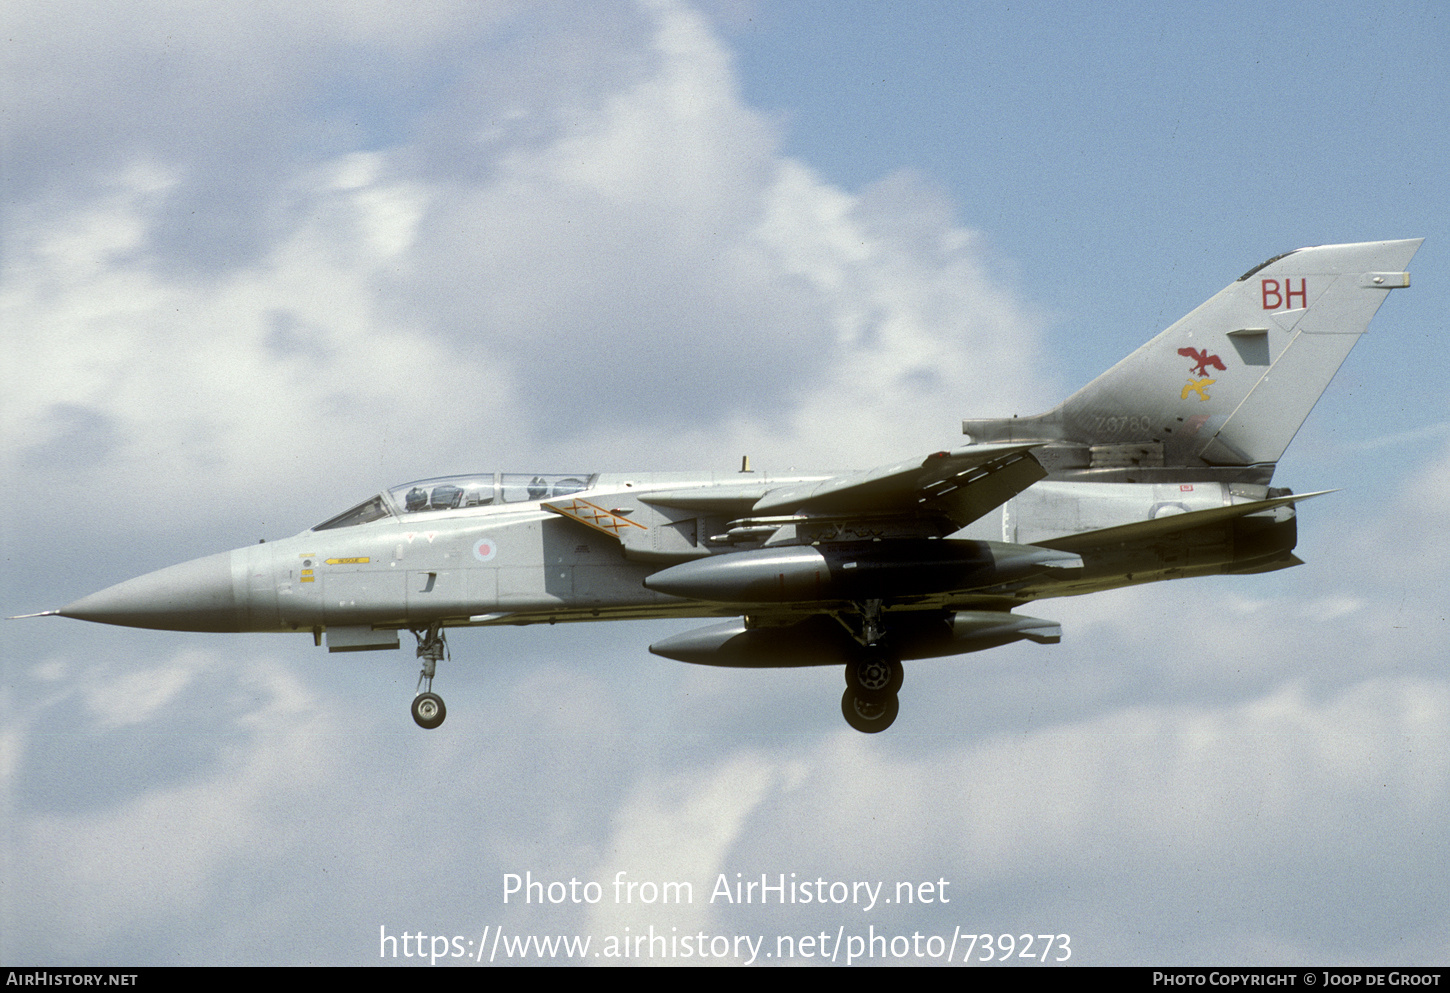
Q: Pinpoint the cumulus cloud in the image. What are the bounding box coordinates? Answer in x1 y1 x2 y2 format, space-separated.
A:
707 677 1450 962
8 648 342 954
2 156 496 516
3 0 1051 531
586 752 781 942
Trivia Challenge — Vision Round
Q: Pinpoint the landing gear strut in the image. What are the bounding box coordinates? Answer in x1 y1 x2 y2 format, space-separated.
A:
410 623 448 729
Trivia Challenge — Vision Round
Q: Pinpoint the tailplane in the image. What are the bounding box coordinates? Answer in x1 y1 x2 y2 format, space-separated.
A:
964 239 1421 483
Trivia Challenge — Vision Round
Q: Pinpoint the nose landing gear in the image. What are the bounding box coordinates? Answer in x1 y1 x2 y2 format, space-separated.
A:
411 624 448 729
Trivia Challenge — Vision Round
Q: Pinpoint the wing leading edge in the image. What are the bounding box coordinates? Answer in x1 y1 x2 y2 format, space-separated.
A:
751 442 1045 528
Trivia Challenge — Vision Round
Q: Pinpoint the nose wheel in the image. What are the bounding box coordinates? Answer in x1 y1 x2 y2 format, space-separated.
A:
411 624 449 729
412 691 446 729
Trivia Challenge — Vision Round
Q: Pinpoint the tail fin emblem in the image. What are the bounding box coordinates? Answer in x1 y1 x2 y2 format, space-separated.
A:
1181 378 1216 401
1178 347 1226 377
1177 347 1225 400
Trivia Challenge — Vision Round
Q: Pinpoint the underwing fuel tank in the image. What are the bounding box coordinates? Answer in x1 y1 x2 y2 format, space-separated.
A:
642 540 1083 604
649 611 1063 667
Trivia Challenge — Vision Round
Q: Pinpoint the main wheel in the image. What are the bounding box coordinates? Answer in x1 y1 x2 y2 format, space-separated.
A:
841 687 899 733
845 654 904 702
412 692 446 729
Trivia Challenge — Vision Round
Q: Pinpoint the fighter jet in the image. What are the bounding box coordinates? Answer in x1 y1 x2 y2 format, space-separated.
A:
24 239 1420 732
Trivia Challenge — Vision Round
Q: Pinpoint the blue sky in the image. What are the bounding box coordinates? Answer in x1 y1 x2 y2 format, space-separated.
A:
728 1 1448 429
3 0 1448 966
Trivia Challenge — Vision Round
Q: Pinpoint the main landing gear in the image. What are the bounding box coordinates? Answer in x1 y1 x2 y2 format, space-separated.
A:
838 599 904 733
842 651 904 733
411 623 448 729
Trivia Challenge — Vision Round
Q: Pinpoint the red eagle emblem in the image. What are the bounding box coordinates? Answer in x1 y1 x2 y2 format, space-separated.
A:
1178 347 1226 377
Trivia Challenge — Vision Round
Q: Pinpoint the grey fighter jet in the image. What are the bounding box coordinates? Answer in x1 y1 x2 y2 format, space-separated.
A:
28 239 1421 732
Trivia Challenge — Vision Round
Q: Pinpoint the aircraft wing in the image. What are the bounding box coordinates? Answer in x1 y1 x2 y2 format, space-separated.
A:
751 442 1045 528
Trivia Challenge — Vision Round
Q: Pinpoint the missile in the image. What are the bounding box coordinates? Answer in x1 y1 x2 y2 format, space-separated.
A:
643 539 1081 604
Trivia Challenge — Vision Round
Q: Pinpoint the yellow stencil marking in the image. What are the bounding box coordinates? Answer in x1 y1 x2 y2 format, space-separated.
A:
543 498 648 538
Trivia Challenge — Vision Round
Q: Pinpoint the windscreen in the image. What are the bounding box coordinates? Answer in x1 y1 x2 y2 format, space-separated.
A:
313 495 391 531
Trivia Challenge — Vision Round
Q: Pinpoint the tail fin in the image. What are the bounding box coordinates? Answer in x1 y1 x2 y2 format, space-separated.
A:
964 239 1421 483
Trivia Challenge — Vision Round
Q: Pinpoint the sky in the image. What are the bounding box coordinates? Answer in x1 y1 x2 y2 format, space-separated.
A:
2 0 1448 967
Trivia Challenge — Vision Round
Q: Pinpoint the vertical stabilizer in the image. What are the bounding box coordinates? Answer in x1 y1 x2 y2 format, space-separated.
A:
964 239 1420 481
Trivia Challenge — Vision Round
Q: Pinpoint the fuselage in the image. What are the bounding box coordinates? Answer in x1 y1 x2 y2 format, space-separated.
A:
57 469 1297 640
58 471 826 635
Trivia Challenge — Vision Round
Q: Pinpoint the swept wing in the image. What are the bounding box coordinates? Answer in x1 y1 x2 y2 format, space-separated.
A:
749 442 1045 527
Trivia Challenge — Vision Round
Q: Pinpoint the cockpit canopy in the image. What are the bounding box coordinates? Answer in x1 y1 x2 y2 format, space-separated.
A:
313 473 592 531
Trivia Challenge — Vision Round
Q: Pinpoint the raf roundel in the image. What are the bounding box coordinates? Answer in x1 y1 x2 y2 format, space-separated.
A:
473 538 498 563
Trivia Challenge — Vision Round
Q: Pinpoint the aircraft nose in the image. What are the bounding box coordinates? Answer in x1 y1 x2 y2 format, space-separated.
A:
59 549 243 633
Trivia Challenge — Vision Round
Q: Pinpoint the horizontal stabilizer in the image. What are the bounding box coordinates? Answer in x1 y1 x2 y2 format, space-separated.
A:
1034 490 1331 552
